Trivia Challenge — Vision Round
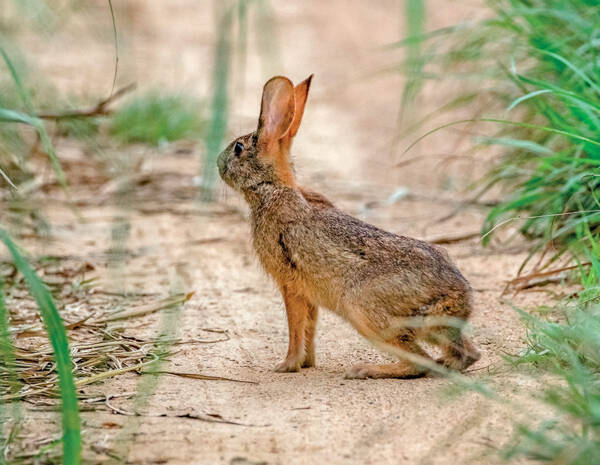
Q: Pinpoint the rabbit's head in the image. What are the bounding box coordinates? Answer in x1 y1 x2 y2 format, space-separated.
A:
217 75 312 193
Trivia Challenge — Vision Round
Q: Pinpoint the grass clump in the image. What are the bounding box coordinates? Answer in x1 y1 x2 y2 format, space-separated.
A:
110 92 205 146
451 1 600 463
0 227 81 465
56 116 100 140
0 49 67 190
398 0 600 277
396 1 600 463
505 295 600 465
476 0 600 279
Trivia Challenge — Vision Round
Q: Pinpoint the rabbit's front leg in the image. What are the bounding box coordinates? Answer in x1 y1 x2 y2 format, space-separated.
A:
302 303 318 368
274 284 312 372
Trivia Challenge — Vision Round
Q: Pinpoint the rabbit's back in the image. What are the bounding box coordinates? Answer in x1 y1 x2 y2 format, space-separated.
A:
252 187 472 323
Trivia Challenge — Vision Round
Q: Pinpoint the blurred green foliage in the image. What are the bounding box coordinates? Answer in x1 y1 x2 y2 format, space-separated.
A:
397 0 600 285
506 296 600 465
110 93 205 146
0 227 81 465
396 1 600 463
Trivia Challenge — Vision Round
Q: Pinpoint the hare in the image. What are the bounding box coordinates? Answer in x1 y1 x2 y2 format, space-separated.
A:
217 75 480 379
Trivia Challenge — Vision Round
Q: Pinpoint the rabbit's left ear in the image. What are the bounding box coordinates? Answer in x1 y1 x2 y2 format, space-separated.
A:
288 74 313 138
257 76 295 147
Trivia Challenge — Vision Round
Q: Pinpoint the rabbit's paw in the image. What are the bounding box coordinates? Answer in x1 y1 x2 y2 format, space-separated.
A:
345 362 428 379
344 364 373 379
301 351 315 368
274 357 303 373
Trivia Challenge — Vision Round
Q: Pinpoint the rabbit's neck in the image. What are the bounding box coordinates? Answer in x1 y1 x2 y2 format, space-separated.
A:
243 181 289 212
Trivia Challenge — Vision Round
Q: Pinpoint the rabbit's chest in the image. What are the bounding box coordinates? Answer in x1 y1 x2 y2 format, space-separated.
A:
251 219 343 311
252 222 298 279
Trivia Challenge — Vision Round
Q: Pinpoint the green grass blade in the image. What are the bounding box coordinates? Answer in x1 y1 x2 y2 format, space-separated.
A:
0 167 17 189
107 0 119 97
506 89 552 112
0 107 67 189
403 118 600 156
401 0 426 111
0 280 20 397
385 24 464 49
0 226 81 465
0 51 68 190
0 48 34 113
0 107 39 125
477 136 555 156
0 278 23 459
201 4 233 199
538 49 600 96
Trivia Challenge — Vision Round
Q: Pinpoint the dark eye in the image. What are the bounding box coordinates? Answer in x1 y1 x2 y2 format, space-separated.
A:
234 141 244 156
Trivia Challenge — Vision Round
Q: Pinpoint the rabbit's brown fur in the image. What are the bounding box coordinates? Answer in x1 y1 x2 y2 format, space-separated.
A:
217 75 480 379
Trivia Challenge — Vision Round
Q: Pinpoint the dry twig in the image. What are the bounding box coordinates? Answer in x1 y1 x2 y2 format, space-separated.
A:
142 370 257 384
503 262 590 295
37 83 136 120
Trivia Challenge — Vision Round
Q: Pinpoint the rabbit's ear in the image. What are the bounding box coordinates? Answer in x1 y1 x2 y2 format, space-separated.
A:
257 76 295 147
288 74 313 138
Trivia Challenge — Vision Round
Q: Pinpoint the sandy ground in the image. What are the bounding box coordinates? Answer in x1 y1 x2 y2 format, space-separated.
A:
2 1 560 464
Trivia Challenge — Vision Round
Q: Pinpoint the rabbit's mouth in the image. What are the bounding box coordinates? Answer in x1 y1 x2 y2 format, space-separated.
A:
217 151 228 178
217 151 237 190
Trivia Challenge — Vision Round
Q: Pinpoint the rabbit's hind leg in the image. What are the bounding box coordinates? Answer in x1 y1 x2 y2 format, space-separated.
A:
302 303 318 368
345 334 432 379
435 327 480 371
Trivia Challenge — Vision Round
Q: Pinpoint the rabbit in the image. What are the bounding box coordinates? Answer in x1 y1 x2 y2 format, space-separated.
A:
217 75 480 379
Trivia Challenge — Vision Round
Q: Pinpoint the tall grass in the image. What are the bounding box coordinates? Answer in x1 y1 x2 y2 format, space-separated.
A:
476 1 600 283
201 0 279 199
0 49 67 191
394 1 600 463
0 277 22 459
0 1 213 463
396 0 600 282
201 1 234 199
398 0 426 125
1 37 78 462
0 5 116 461
0 227 81 465
505 297 600 465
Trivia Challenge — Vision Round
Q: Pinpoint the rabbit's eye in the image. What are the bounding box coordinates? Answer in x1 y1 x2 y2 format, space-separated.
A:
234 141 244 156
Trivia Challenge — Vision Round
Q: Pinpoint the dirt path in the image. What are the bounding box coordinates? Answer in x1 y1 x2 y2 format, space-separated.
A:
6 2 554 464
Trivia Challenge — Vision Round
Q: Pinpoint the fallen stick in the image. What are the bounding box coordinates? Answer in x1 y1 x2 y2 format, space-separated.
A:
37 83 136 120
429 231 481 244
503 262 591 294
142 370 258 384
92 291 194 324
